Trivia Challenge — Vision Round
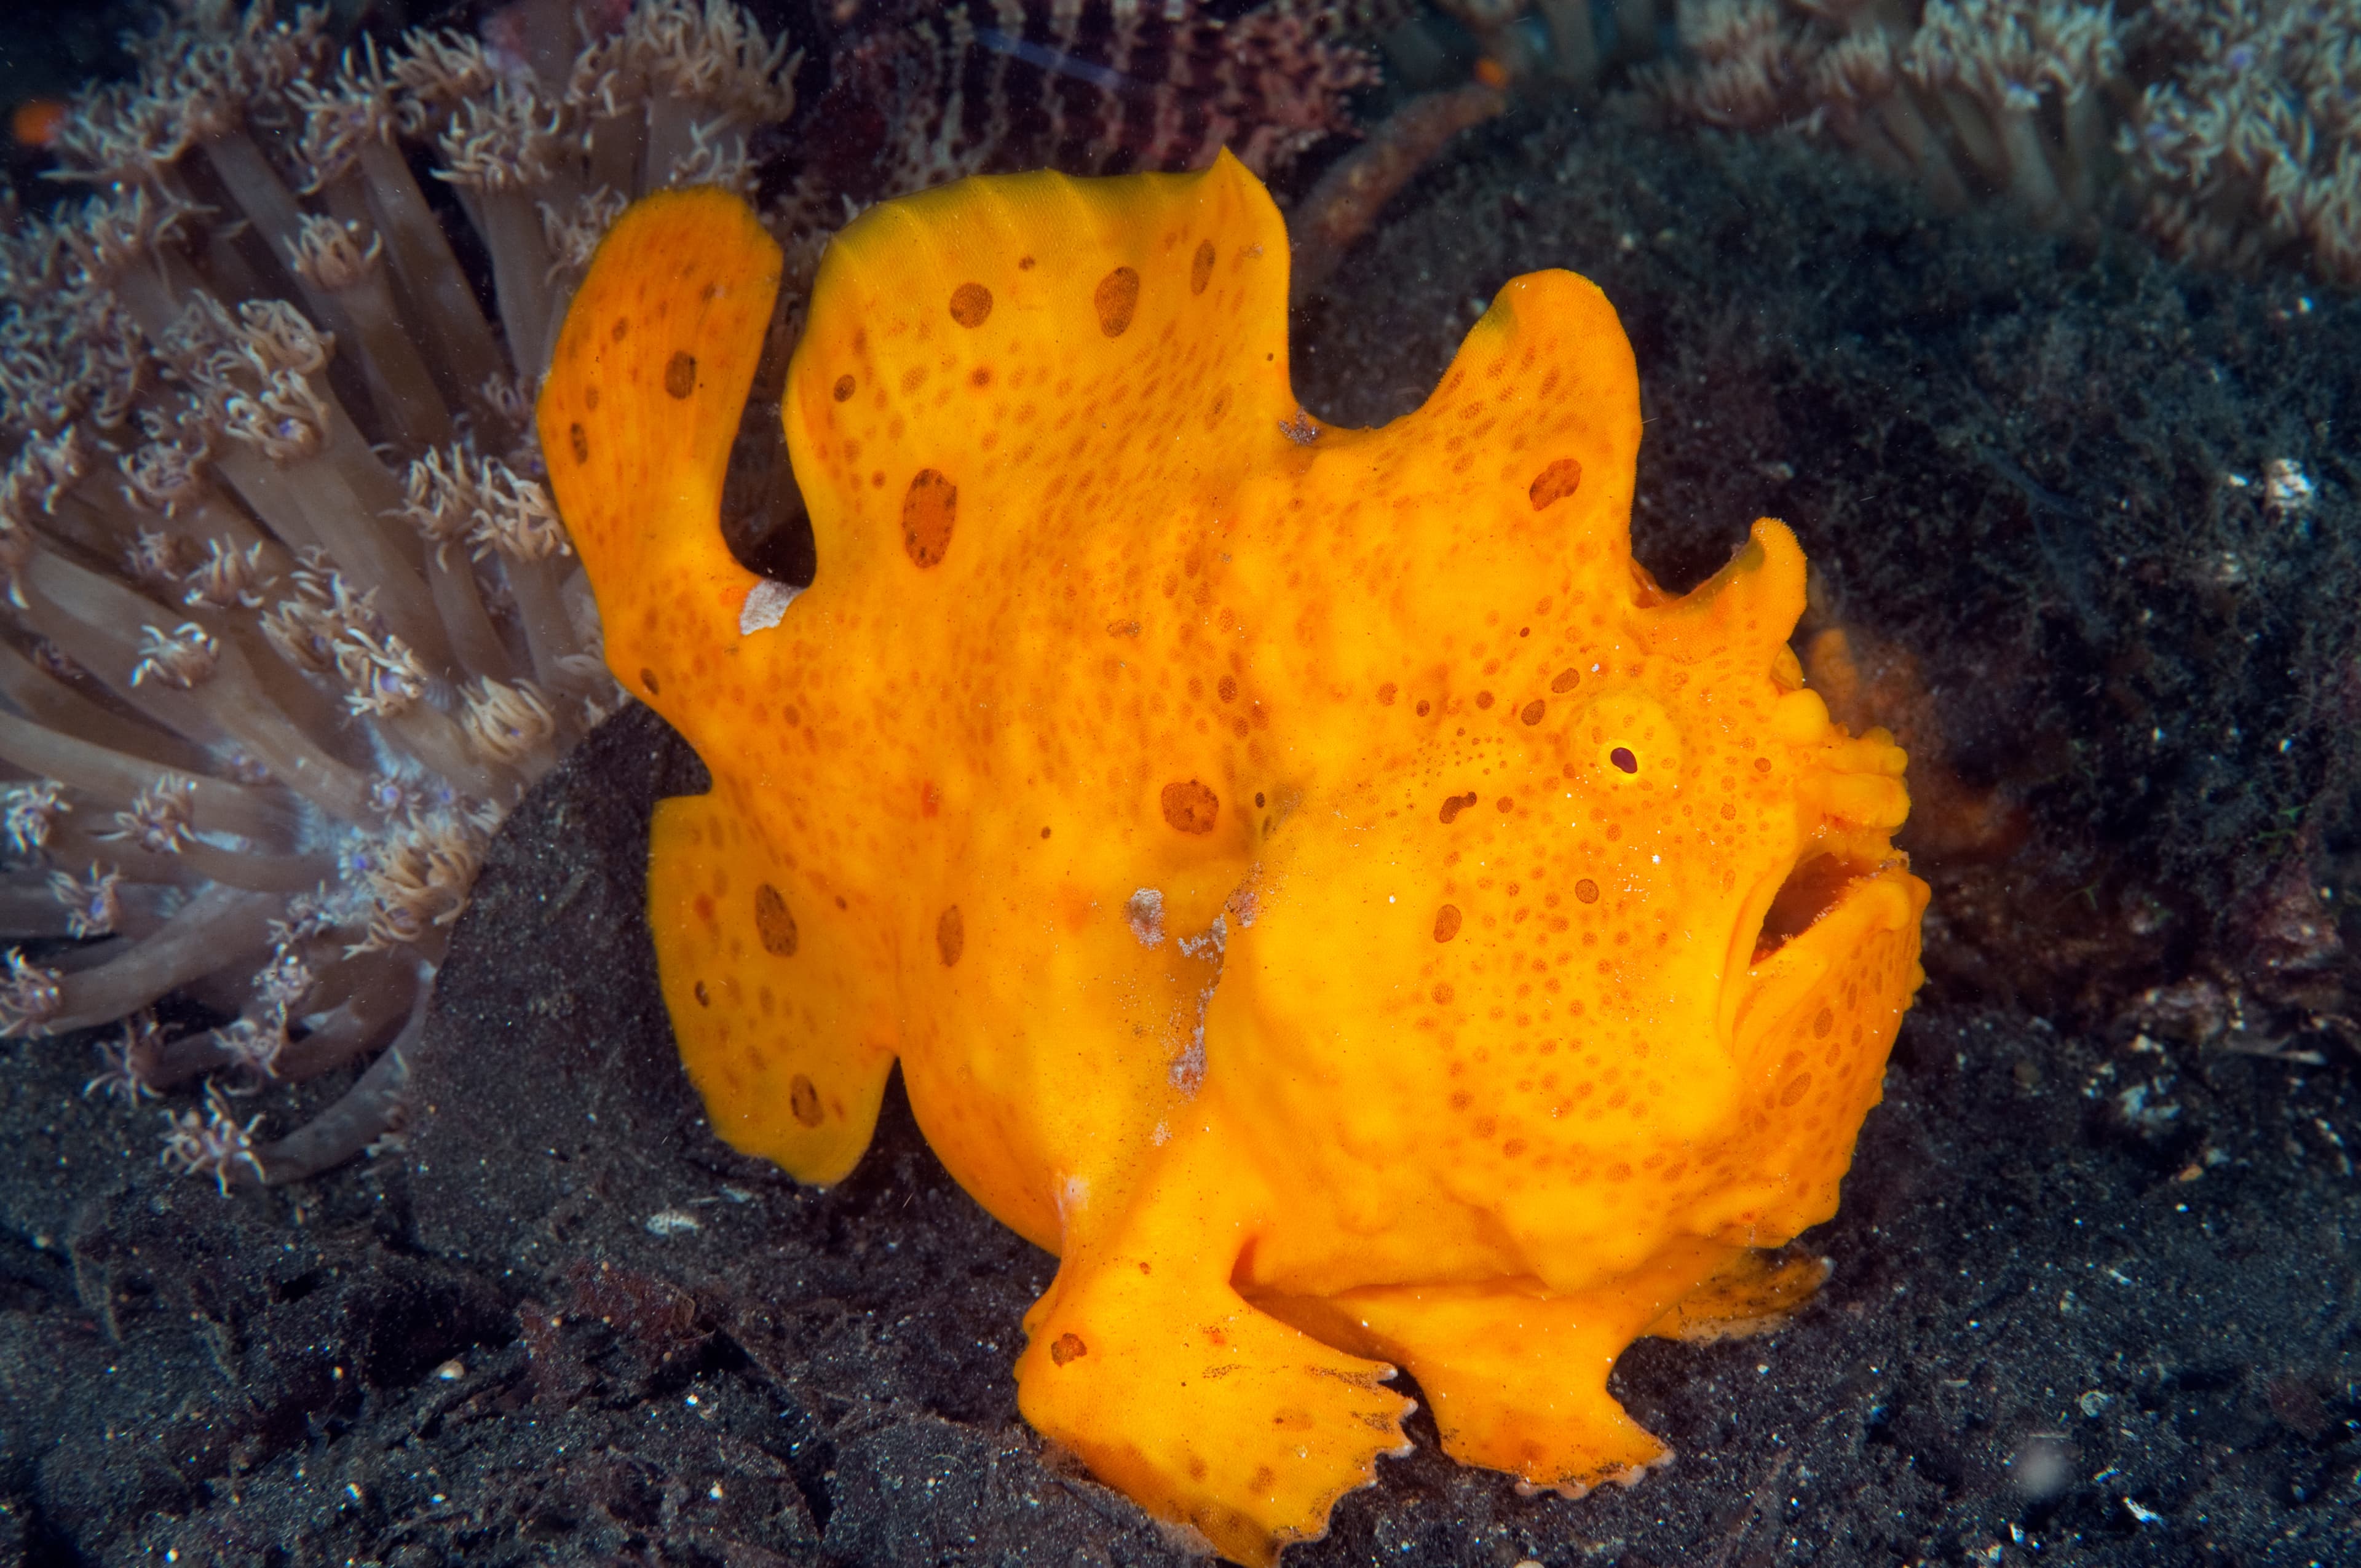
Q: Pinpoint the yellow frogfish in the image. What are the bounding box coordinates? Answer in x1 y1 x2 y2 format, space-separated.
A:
536 151 1928 1566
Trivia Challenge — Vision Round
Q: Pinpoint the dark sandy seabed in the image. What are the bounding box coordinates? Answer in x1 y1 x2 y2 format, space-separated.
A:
2 81 2360 1568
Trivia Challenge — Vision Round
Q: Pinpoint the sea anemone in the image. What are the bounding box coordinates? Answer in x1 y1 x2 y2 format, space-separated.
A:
0 0 800 1186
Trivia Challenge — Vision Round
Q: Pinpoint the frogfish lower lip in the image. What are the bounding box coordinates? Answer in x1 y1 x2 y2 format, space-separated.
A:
1728 854 1928 1066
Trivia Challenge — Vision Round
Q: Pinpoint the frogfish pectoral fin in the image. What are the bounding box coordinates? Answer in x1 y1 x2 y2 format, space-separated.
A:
649 790 896 1185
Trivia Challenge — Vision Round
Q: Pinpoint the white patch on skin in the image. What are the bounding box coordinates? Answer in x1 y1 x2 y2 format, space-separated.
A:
739 579 800 635
1223 876 1258 928
1168 914 1228 1096
1171 1017 1207 1098
1054 1173 1090 1225
1125 887 1165 946
1176 912 1226 959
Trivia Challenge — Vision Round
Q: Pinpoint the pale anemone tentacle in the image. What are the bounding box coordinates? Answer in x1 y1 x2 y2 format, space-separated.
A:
0 0 808 1188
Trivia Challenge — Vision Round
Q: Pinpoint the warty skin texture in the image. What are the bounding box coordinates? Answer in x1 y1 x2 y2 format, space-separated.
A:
537 154 1928 1565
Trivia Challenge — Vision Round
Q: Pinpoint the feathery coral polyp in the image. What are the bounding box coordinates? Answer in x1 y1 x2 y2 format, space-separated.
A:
0 0 804 1186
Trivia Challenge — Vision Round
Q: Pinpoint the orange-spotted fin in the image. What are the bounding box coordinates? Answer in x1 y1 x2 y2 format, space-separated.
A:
647 791 896 1185
538 192 900 1181
782 147 1299 592
536 186 780 715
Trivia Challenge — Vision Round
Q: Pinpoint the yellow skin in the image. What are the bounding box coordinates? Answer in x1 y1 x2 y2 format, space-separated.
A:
537 154 1929 1566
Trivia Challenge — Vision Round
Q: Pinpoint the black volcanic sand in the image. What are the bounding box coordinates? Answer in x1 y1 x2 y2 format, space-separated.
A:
2 102 2359 1567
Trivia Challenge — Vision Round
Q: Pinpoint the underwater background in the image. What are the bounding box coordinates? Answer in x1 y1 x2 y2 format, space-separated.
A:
0 0 2355 1562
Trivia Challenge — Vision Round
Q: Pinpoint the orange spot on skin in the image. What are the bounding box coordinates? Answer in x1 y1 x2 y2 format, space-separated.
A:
1094 266 1141 336
1056 883 1097 931
539 162 1926 1568
754 884 798 956
1530 457 1583 509
790 1074 823 1125
1190 240 1216 295
1160 780 1218 834
902 469 956 567
949 282 993 327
